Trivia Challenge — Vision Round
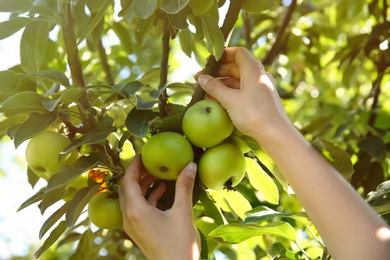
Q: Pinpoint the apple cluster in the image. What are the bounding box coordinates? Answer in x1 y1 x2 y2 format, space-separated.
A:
141 99 247 191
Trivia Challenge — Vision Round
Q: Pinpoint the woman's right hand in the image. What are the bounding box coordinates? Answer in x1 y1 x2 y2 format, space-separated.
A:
195 47 293 145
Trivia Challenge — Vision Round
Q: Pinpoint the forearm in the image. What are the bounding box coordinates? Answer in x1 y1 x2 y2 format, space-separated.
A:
253 124 390 259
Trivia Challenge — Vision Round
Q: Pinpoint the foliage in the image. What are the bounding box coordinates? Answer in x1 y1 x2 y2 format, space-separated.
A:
0 0 389 259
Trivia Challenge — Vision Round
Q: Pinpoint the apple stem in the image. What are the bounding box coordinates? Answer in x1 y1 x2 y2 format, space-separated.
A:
205 106 212 114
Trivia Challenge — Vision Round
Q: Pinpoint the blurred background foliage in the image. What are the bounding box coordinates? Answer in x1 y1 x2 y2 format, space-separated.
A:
0 0 389 259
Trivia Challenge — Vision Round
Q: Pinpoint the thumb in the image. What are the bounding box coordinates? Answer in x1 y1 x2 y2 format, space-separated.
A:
198 74 229 103
173 162 197 209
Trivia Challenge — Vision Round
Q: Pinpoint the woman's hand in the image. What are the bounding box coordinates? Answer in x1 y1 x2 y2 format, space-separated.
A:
196 47 292 144
119 154 200 260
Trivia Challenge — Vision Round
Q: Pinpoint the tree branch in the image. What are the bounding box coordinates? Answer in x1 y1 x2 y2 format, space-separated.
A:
188 0 244 107
158 18 170 117
61 2 86 88
60 1 90 110
262 0 297 66
97 39 115 86
367 70 385 127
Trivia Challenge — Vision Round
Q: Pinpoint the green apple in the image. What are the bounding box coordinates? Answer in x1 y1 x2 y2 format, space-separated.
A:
195 216 220 252
189 0 214 15
141 132 194 180
199 143 246 190
182 99 234 148
88 192 123 229
26 131 79 180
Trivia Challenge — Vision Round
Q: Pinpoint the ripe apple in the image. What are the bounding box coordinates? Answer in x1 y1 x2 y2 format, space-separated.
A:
189 0 214 15
195 216 220 252
198 143 246 190
141 132 194 180
182 99 234 148
26 131 79 180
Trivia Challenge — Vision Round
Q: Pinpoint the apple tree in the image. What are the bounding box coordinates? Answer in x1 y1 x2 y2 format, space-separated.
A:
0 0 389 259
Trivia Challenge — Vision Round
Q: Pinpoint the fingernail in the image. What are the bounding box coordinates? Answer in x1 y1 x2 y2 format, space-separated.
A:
198 74 211 87
186 162 197 179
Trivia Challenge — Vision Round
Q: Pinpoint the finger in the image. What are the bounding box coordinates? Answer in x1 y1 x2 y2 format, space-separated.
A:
216 63 240 80
147 182 167 207
119 154 149 207
172 162 197 210
219 77 240 89
139 174 158 196
222 47 266 75
197 75 234 106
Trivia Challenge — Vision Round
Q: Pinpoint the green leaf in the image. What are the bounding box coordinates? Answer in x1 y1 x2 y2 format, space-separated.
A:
0 91 50 117
161 0 189 14
34 221 68 258
245 157 279 205
13 111 58 148
133 0 157 19
241 135 288 191
40 153 107 214
77 0 113 44
66 184 101 228
178 29 193 57
136 95 158 110
17 188 45 212
20 20 50 73
60 116 117 158
27 166 40 189
312 137 354 181
125 108 159 137
138 67 161 86
0 17 31 40
58 88 83 105
69 228 95 260
34 70 71 86
46 152 108 194
242 0 274 14
0 114 28 137
112 81 144 98
200 15 224 60
153 112 184 133
199 188 224 225
243 206 310 226
366 180 390 202
39 202 71 239
167 5 192 29
269 242 303 260
208 222 296 244
118 0 135 22
358 135 386 160
0 0 33 12
209 189 252 220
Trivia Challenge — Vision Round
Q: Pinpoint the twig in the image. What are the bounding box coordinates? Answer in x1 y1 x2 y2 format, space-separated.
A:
188 0 244 107
262 0 297 65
